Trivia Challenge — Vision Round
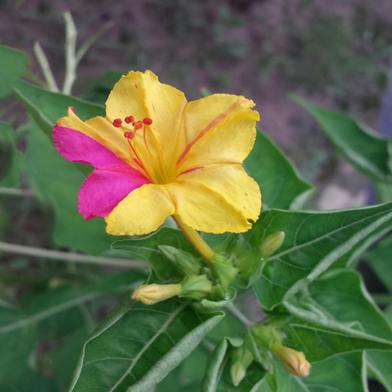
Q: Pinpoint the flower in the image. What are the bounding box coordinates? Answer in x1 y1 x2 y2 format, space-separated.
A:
53 70 261 236
271 343 311 377
131 283 182 305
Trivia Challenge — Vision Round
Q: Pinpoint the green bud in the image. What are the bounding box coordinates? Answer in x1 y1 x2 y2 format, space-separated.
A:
159 245 202 276
180 274 212 300
259 231 285 257
212 254 238 287
230 345 253 386
251 324 282 349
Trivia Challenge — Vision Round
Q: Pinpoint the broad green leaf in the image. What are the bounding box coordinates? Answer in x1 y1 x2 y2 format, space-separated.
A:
262 354 367 392
293 96 392 183
0 45 28 98
245 131 312 209
304 353 367 392
0 271 144 390
70 300 223 392
24 122 117 254
0 122 21 187
201 337 266 392
284 323 392 362
112 227 194 281
365 235 392 291
13 79 103 135
249 202 392 310
284 270 392 390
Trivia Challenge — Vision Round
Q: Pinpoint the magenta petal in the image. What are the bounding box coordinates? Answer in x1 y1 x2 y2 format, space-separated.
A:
53 125 150 219
78 170 149 219
53 125 129 171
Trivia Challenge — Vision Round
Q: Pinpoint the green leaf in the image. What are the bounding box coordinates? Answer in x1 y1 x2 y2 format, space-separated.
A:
249 202 392 310
0 45 28 98
284 323 392 362
293 95 392 183
284 270 392 391
24 121 117 254
304 353 367 392
112 227 194 281
366 235 392 291
245 131 312 209
0 122 21 187
263 354 367 392
70 300 223 391
0 271 144 390
14 79 103 135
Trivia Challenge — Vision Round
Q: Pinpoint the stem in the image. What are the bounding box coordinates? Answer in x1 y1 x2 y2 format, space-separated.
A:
33 41 59 92
0 241 147 270
225 302 253 327
62 11 77 94
0 187 34 197
172 215 214 263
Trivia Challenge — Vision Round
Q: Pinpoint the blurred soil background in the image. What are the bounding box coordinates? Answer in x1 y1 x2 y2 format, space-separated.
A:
2 0 392 209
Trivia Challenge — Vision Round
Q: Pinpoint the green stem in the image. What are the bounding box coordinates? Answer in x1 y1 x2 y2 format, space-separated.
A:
173 215 214 263
0 241 147 270
225 303 253 327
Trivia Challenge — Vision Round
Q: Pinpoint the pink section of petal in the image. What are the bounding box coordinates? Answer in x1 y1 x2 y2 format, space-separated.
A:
78 170 149 219
53 125 129 171
53 125 150 219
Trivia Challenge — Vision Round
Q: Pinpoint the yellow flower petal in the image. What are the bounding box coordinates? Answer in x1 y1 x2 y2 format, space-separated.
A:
167 181 252 234
106 70 187 176
57 109 131 164
178 94 259 172
105 184 174 236
177 164 261 223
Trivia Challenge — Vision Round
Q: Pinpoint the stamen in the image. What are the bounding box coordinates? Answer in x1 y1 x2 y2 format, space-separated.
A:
124 131 134 139
143 117 153 125
112 118 122 128
134 121 143 130
124 115 134 124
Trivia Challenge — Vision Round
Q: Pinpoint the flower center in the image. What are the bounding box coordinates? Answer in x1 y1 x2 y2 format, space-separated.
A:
112 115 156 181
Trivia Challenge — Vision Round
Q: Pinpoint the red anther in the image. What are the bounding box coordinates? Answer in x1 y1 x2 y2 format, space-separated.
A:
134 121 143 130
70 106 75 113
124 115 134 124
143 117 153 125
113 118 122 128
124 131 134 139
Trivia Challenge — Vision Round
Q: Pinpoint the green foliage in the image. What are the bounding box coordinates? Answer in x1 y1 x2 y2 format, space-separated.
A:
246 131 312 209
0 45 28 98
249 202 392 310
69 300 223 391
294 96 392 183
0 122 21 187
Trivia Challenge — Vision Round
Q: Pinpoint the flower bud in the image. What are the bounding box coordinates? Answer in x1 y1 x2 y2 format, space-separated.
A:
230 346 253 386
180 274 212 300
259 231 285 257
251 324 282 349
159 245 202 276
131 283 181 305
271 342 311 377
212 254 238 287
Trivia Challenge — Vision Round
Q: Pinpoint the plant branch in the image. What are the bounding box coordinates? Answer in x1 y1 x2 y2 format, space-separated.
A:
0 187 34 197
0 241 148 270
62 11 78 94
33 41 59 92
225 302 253 327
